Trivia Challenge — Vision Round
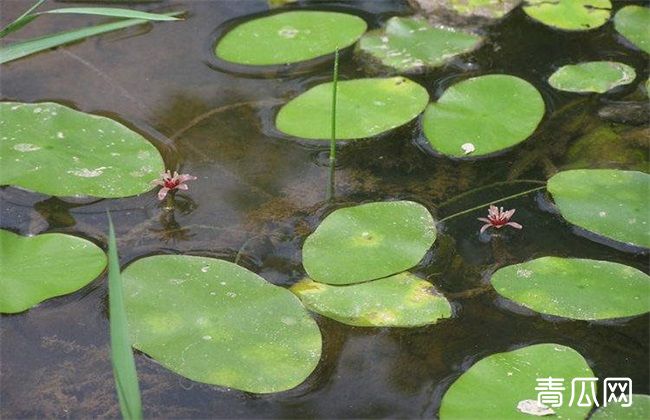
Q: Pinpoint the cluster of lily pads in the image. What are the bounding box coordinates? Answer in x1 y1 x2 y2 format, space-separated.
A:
1 1 649 417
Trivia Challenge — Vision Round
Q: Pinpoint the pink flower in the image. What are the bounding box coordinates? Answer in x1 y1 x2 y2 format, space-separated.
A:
152 170 197 200
478 205 522 234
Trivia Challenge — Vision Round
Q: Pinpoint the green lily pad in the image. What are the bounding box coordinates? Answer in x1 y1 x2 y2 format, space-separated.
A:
276 77 429 140
491 257 650 320
591 394 650 419
422 74 544 157
122 255 322 393
303 201 436 285
291 273 452 327
523 0 612 31
614 5 650 54
548 61 636 93
0 102 164 198
0 229 106 314
356 17 482 73
440 343 594 419
215 11 367 65
547 169 650 248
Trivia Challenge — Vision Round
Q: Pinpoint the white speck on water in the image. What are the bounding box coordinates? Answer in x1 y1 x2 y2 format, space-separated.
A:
461 143 475 154
202 335 212 340
599 211 607 217
373 100 386 106
13 143 41 152
209 291 216 296
278 26 299 38
68 167 106 177
226 292 237 298
57 132 65 139
517 268 533 278
201 266 210 273
33 107 42 113
220 282 226 286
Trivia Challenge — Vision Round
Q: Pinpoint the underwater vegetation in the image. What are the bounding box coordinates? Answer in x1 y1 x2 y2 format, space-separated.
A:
1 0 649 418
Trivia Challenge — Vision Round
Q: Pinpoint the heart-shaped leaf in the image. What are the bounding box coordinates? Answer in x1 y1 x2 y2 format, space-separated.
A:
122 255 322 394
276 77 429 140
291 273 452 327
356 17 481 73
491 257 650 320
548 61 636 93
523 0 612 31
440 343 594 419
215 11 367 65
614 5 650 54
0 102 165 198
302 201 436 285
547 169 650 248
0 229 106 314
422 74 545 157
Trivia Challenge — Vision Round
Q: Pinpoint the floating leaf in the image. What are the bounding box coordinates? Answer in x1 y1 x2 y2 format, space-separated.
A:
491 257 650 320
591 394 650 419
215 11 367 65
0 102 165 198
0 229 106 314
523 0 612 31
356 17 481 73
122 255 322 394
439 343 594 419
0 12 182 64
547 169 650 248
548 61 636 93
614 5 650 54
422 74 544 157
302 201 436 285
291 273 452 327
276 77 429 140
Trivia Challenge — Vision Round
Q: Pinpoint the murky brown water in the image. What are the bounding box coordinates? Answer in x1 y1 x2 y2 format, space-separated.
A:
1 0 648 418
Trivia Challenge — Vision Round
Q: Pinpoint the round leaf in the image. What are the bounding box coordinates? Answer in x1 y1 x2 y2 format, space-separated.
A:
291 273 452 327
0 229 106 314
0 102 164 198
440 343 594 419
303 201 436 285
276 77 429 140
422 74 544 157
491 257 650 320
548 61 636 93
591 394 650 419
547 169 650 248
523 0 612 31
215 11 367 65
122 255 322 394
357 17 482 73
614 5 650 54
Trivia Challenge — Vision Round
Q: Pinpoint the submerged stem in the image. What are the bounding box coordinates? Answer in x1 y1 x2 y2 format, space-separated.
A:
326 48 339 201
438 185 546 223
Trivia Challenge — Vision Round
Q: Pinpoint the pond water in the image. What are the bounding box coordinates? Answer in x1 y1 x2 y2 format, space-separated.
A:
1 0 648 418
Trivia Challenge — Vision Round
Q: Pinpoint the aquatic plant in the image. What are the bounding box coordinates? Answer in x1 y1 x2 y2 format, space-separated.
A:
0 102 165 198
0 229 106 313
548 61 636 93
0 0 182 64
107 215 143 420
522 0 612 31
215 11 366 66
477 205 522 233
152 170 197 201
614 5 650 54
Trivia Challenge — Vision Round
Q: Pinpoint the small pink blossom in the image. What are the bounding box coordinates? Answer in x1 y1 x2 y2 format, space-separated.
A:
152 170 197 200
478 205 522 234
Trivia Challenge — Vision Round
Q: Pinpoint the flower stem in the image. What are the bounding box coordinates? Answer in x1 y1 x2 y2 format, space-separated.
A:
326 48 339 201
438 185 546 223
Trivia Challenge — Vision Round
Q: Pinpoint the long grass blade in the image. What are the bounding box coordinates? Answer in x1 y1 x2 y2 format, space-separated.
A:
107 214 143 420
326 48 339 200
0 11 182 64
0 0 46 38
39 7 181 21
